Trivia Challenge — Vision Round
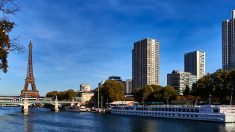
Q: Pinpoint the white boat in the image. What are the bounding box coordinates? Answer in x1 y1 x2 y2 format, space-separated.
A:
111 105 235 123
79 106 87 112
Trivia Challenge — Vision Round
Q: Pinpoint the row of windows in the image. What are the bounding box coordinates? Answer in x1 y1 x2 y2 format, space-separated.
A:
135 107 200 113
114 110 221 119
114 111 201 118
113 107 219 113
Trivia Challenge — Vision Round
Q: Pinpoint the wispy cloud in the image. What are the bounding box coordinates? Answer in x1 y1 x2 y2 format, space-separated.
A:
1 0 234 95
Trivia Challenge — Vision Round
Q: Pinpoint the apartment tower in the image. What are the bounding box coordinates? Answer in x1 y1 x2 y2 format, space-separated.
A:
132 38 160 89
184 51 206 80
167 70 197 95
222 10 235 70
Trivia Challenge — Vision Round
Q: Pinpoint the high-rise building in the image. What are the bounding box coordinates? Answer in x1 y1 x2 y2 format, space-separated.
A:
108 76 123 82
80 84 91 92
132 38 160 89
184 51 205 80
125 79 133 94
167 70 197 95
222 10 235 70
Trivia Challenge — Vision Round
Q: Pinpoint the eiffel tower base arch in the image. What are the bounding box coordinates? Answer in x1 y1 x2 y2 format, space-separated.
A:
21 90 40 97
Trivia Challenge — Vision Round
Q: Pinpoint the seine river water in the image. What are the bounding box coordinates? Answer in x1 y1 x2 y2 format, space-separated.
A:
0 107 235 132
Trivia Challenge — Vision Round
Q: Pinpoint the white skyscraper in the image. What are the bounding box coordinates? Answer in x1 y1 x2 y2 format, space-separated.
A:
132 38 160 89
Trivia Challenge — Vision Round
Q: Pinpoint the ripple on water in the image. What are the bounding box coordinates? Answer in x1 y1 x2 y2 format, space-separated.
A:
0 108 235 132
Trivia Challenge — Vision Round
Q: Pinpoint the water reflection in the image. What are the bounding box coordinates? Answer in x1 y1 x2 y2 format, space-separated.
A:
0 108 235 132
23 114 32 132
223 123 235 132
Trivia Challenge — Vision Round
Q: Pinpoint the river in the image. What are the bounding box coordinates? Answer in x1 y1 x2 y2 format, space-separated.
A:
0 107 235 132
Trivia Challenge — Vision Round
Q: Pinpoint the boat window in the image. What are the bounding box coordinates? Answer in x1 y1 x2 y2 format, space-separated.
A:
213 108 219 113
195 109 199 112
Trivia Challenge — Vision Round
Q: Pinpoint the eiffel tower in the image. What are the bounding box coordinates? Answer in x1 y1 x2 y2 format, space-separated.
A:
21 40 40 97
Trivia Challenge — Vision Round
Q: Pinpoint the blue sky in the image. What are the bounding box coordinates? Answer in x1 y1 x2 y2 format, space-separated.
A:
0 0 234 96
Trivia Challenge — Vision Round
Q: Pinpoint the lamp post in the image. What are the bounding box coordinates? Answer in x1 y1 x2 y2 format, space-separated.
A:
98 87 99 110
230 83 234 105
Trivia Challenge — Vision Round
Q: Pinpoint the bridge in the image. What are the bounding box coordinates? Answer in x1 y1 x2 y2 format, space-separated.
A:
0 96 79 113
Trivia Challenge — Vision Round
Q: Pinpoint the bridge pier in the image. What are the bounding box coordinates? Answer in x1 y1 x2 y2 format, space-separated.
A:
53 96 59 112
21 98 29 114
70 98 75 107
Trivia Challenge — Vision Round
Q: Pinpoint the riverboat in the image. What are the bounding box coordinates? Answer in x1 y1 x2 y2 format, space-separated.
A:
111 105 235 123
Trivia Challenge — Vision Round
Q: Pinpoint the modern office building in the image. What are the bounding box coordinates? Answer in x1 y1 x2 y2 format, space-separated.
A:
125 79 133 94
98 76 124 87
222 10 235 70
132 38 160 89
98 81 105 87
108 76 123 83
184 50 205 80
167 70 197 95
80 84 91 92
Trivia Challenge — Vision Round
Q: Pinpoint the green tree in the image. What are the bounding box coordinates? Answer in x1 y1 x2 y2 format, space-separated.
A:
0 0 21 73
160 86 177 104
133 85 163 102
191 69 235 104
143 85 154 100
229 70 235 104
133 88 144 102
212 70 231 104
94 80 125 107
64 89 76 101
46 89 77 101
183 85 190 96
46 91 59 97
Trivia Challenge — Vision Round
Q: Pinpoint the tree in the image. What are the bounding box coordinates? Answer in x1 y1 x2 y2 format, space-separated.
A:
46 91 58 97
133 88 144 102
133 85 163 102
143 85 154 100
229 70 235 104
94 80 125 107
64 89 76 101
191 69 235 104
0 0 21 73
46 89 77 101
183 85 190 96
160 86 177 104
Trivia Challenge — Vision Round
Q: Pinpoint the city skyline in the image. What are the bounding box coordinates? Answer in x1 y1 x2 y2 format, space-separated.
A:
0 0 235 96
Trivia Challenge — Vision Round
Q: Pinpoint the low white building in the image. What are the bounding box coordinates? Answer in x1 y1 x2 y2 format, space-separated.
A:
167 70 197 95
77 92 94 102
80 84 91 92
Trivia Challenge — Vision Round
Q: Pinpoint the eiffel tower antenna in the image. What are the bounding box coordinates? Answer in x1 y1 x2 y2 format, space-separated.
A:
20 40 40 97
